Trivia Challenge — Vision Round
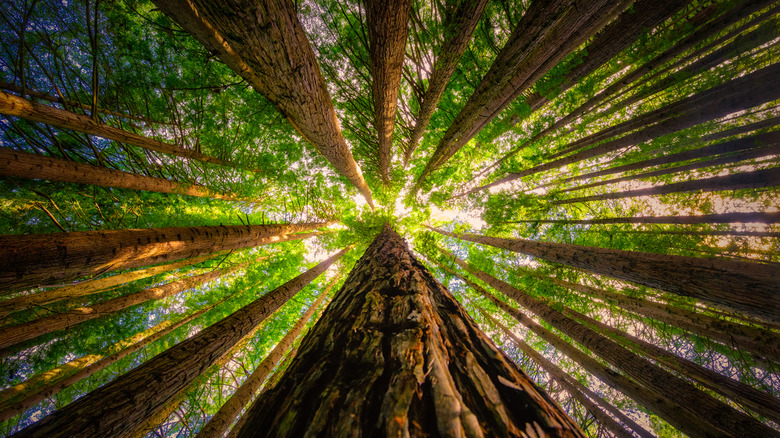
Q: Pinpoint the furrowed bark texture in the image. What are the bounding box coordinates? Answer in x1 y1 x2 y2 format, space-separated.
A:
153 0 374 207
502 211 780 225
434 228 780 323
11 248 347 438
0 222 325 293
0 91 226 166
0 147 237 199
364 0 411 183
235 225 584 437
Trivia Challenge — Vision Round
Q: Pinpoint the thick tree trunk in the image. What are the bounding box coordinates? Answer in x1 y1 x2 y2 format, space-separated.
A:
0 91 227 167
0 261 248 351
403 0 488 164
11 247 348 438
431 227 779 323
500 211 780 225
0 147 240 200
195 276 336 438
364 0 411 184
153 0 375 208
477 308 644 438
0 222 326 293
234 225 583 437
0 253 222 315
439 251 775 436
554 166 780 204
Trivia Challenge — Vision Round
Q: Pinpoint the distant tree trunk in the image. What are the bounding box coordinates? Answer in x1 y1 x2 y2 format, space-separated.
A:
195 275 336 438
0 91 227 167
404 0 488 164
0 222 327 293
0 290 236 422
477 307 645 438
11 248 348 438
364 0 411 184
553 166 780 204
0 261 250 351
0 147 241 200
153 0 375 208
500 211 780 225
612 229 780 238
438 251 774 436
431 227 780 323
0 253 223 315
234 225 583 437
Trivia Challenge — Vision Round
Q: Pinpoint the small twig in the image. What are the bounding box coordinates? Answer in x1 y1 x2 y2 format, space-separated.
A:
35 202 67 232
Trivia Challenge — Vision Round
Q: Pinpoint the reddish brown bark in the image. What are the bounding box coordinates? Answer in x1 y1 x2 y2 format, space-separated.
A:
499 211 780 225
0 222 326 293
11 248 348 438
153 0 374 207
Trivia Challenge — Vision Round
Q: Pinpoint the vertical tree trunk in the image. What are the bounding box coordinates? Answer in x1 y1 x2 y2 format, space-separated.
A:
0 222 326 293
153 0 375 208
11 247 348 438
234 225 584 437
431 227 779 323
0 147 240 200
364 0 411 184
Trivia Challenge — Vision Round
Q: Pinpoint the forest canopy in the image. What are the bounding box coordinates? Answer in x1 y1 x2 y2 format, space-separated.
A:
0 0 778 437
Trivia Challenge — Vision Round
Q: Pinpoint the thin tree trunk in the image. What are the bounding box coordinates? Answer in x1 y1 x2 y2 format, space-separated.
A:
0 147 241 200
431 227 780 323
153 0 375 208
0 253 223 315
11 247 348 438
195 275 337 438
0 91 227 166
403 0 488 165
611 229 780 238
0 222 327 293
553 166 780 204
234 225 584 437
364 0 411 184
499 211 780 225
438 250 775 436
0 261 249 351
477 307 645 438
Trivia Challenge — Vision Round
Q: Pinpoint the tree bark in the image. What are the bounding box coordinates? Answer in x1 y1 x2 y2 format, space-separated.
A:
0 147 240 200
431 227 780 324
404 0 489 165
153 0 375 208
0 91 227 167
364 0 411 184
11 247 348 438
500 211 780 225
234 225 584 437
0 222 326 293
438 250 775 436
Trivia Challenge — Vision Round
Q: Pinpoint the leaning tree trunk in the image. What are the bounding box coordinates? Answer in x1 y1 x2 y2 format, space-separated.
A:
431 227 779 323
233 225 584 437
0 222 326 293
364 0 411 184
11 247 348 438
153 0 374 208
500 211 780 225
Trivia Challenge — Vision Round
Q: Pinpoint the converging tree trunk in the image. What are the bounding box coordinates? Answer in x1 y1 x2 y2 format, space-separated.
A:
500 211 780 225
233 225 584 437
11 247 348 438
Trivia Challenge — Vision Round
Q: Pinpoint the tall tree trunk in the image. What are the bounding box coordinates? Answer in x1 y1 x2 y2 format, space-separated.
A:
0 147 241 200
153 0 375 208
195 275 337 438
11 247 348 438
553 166 780 204
500 211 780 225
0 253 223 315
364 0 411 184
438 250 775 436
0 261 249 351
0 222 327 293
0 91 228 167
431 227 780 324
403 0 488 164
477 307 646 438
233 225 584 437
